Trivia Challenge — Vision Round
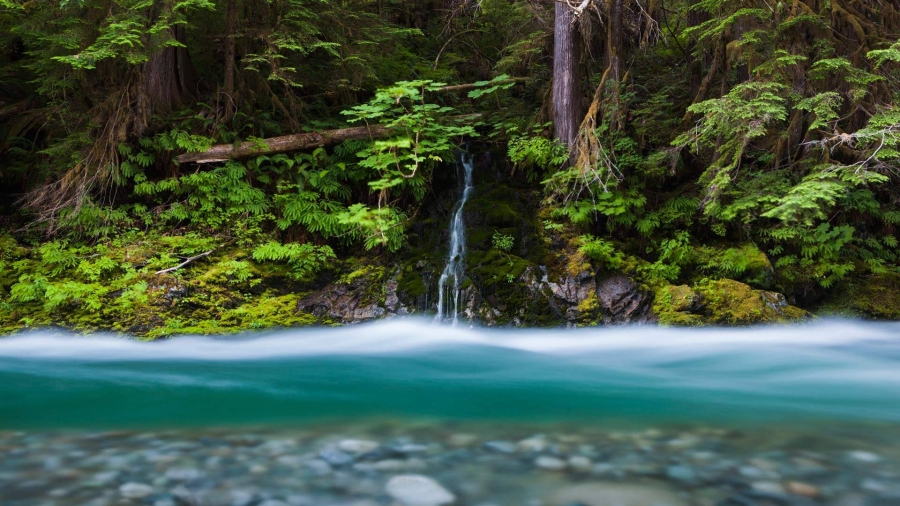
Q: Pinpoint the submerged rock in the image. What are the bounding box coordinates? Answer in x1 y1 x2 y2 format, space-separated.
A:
338 439 379 454
119 482 155 499
385 474 456 506
535 456 567 471
483 441 517 454
549 482 687 506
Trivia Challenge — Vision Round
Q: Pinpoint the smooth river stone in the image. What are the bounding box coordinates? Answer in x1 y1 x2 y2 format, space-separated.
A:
549 483 688 506
535 456 567 471
385 475 456 506
338 439 379 454
119 482 155 499
517 437 548 453
848 451 882 463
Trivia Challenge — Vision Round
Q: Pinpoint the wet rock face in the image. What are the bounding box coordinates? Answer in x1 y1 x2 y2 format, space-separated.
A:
297 269 408 324
595 274 654 324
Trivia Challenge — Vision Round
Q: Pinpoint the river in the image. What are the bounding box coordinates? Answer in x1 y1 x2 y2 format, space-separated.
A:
1 319 899 505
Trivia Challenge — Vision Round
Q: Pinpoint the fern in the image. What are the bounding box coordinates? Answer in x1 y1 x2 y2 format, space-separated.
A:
251 241 335 280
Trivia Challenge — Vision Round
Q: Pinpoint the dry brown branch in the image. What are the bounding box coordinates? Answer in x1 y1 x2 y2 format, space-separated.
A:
22 71 149 234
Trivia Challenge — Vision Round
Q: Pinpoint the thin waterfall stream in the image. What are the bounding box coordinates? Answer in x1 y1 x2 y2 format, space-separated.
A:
435 154 474 324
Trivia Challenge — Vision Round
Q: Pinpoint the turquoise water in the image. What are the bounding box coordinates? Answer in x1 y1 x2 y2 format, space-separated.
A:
3 319 900 506
2 318 900 430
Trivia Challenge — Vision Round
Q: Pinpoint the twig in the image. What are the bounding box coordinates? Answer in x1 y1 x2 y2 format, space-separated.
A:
155 250 215 275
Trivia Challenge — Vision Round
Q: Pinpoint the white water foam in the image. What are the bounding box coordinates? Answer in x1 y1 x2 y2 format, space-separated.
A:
0 318 898 362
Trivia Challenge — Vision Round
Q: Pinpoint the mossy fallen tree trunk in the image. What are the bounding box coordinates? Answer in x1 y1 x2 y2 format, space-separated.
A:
177 124 393 164
177 113 484 164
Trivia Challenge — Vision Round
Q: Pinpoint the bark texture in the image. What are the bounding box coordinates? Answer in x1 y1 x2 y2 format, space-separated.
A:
553 2 579 151
179 113 482 163
144 25 197 114
223 0 238 120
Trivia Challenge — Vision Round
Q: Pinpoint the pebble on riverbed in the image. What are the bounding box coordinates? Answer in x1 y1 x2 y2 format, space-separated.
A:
385 474 456 506
1 424 897 506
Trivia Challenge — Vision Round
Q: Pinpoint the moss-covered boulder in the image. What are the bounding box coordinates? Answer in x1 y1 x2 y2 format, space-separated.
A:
694 278 808 325
818 273 900 319
652 285 705 326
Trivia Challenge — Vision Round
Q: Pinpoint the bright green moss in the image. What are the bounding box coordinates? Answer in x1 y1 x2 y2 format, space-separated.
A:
694 278 807 325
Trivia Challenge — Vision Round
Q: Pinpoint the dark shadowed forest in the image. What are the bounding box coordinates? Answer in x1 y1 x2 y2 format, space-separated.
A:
1 0 899 335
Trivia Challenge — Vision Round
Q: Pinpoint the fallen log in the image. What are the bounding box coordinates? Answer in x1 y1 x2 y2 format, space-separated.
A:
177 113 482 164
177 124 391 164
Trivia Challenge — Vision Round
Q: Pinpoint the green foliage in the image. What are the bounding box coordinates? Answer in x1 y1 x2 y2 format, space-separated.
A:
49 0 214 70
341 80 476 198
4 0 900 331
638 231 692 283
507 133 569 182
767 223 856 288
251 241 335 280
577 235 624 270
675 81 789 211
337 204 407 252
492 231 514 252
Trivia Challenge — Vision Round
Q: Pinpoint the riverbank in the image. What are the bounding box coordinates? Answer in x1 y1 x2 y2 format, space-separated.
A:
3 157 900 337
1 226 897 337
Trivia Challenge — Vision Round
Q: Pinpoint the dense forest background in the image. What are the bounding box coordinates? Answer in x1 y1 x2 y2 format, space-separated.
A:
1 0 899 333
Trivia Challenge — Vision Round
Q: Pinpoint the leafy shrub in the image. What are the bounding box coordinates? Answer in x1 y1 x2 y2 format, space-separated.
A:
492 231 514 252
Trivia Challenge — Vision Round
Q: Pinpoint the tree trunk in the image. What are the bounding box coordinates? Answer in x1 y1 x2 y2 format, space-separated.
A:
144 25 198 114
687 4 708 101
177 125 392 164
606 0 624 130
553 2 579 152
223 0 237 120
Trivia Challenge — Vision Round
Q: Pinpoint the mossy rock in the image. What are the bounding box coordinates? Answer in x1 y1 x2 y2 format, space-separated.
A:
694 278 807 325
818 272 900 319
652 284 704 326
468 249 531 288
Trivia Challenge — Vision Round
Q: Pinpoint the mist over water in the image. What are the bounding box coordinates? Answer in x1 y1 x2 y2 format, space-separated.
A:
2 318 900 430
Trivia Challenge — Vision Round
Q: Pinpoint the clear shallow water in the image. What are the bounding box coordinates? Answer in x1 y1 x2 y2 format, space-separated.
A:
2 318 900 430
3 320 900 505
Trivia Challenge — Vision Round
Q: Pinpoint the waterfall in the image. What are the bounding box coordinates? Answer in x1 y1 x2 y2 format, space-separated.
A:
435 154 475 325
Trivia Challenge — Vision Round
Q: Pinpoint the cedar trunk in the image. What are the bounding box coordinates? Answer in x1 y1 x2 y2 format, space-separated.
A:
553 2 579 151
223 0 237 120
144 25 198 114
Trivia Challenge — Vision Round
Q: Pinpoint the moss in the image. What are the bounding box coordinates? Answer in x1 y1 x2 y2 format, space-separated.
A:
398 267 427 297
818 272 900 319
468 249 530 288
652 284 704 326
694 278 807 325
565 238 593 278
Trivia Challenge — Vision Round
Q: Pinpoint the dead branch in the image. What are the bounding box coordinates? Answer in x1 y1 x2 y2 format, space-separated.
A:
154 249 215 275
